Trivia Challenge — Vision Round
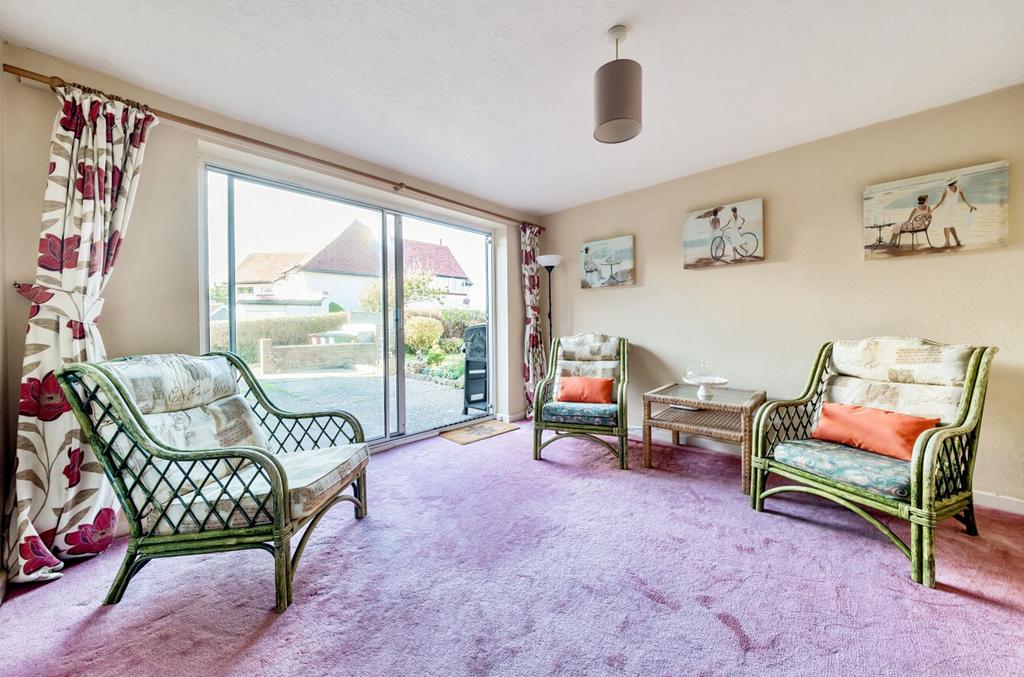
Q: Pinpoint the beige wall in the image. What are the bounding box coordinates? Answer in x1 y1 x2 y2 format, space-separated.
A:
540 84 1024 506
1 44 531 462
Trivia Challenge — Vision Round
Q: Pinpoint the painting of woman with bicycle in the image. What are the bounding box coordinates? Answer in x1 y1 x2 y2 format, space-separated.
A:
683 197 764 269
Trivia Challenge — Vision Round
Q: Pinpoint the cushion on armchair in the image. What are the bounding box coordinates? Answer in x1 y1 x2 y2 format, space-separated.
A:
772 438 911 499
824 337 973 425
811 402 939 461
552 333 622 403
557 376 613 403
95 354 270 506
542 401 618 427
143 443 370 535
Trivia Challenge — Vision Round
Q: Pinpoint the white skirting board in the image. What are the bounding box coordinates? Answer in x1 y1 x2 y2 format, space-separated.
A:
630 427 1024 516
974 491 1024 515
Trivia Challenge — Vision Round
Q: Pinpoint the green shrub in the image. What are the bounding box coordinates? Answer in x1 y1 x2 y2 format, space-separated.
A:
405 316 443 354
405 308 486 339
426 348 446 366
209 312 350 363
439 337 464 354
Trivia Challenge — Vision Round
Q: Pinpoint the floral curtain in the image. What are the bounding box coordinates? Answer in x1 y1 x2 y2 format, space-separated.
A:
519 222 546 418
4 86 157 584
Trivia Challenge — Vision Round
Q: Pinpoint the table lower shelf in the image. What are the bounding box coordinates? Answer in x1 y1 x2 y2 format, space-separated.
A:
646 407 744 442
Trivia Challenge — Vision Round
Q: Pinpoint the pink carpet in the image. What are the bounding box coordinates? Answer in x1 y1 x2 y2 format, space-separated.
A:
3 423 1023 675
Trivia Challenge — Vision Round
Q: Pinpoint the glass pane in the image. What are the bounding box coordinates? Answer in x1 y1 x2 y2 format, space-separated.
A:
206 171 230 352
400 215 490 434
222 173 387 440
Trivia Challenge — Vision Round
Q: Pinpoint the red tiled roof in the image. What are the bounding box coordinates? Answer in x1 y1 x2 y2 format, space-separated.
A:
235 252 307 283
403 239 468 279
302 221 468 279
301 220 380 276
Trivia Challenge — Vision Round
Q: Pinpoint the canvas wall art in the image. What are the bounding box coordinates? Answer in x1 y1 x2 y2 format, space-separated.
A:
580 235 634 288
863 160 1008 259
682 197 764 269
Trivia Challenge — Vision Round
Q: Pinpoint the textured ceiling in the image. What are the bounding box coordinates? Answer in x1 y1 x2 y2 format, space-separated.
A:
2 1 1023 215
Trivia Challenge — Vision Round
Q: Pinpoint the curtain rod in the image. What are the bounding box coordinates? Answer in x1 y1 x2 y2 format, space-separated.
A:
2 63 524 226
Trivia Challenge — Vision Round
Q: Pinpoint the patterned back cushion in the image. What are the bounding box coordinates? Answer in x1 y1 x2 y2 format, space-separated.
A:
554 333 623 403
825 338 974 425
98 355 269 506
104 354 240 414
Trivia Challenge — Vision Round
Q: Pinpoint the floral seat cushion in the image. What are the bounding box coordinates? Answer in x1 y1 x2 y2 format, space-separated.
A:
143 443 370 535
772 438 911 500
541 401 618 427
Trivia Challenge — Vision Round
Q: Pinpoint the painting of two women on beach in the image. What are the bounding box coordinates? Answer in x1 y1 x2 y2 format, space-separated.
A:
863 161 1008 260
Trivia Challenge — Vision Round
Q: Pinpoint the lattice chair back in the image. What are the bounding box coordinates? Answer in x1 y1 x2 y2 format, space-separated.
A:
552 333 624 402
58 354 286 537
824 337 976 425
212 353 363 455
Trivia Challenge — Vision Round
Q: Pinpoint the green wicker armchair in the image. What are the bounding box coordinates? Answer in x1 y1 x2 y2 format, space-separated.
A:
56 351 368 613
532 333 629 469
750 337 997 587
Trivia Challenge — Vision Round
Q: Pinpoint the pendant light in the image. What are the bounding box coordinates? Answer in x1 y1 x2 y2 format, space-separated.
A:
594 24 642 144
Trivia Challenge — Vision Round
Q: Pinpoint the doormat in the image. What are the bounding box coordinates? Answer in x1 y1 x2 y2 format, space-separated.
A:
440 419 519 445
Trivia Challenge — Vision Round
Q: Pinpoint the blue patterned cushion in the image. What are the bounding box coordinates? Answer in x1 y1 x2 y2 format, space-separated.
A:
772 438 911 500
542 401 618 427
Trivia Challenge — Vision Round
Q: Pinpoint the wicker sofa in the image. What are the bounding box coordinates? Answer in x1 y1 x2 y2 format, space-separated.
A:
57 351 368 612
750 337 997 586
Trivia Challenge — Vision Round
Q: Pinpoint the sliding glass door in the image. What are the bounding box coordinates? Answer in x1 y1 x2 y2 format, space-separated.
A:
205 167 491 442
395 214 491 435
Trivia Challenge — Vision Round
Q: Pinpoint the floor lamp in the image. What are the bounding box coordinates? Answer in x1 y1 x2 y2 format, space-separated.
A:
536 254 562 346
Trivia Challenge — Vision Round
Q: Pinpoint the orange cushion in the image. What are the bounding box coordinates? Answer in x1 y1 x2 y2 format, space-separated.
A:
557 376 613 404
811 402 940 461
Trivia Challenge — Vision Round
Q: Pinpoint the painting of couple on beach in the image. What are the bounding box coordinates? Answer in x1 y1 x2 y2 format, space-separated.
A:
863 161 1008 260
682 197 764 269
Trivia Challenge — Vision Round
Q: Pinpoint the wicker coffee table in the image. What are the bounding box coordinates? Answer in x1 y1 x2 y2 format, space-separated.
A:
642 383 766 494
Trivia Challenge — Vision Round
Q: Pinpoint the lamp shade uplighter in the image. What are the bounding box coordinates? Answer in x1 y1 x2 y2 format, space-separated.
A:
594 58 642 144
537 254 562 270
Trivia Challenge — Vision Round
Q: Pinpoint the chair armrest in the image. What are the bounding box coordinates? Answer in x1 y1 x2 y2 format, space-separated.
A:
911 345 996 506
74 398 291 528
907 421 982 511
533 377 555 420
207 351 365 448
753 342 832 459
753 399 819 458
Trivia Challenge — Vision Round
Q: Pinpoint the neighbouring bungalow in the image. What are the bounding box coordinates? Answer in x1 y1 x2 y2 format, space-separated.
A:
233 220 471 317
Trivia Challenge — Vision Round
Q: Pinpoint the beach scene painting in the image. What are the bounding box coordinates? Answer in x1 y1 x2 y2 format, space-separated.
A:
683 198 764 269
863 161 1008 259
580 235 634 288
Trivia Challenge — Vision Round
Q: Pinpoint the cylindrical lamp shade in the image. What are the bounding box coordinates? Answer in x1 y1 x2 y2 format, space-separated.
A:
594 58 642 143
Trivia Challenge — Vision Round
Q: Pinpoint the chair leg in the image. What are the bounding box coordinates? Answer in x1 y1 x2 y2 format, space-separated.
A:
354 471 368 519
910 523 922 583
533 426 543 460
965 505 979 536
105 545 140 605
911 524 937 587
751 468 767 511
274 536 292 612
618 434 629 470
957 501 979 536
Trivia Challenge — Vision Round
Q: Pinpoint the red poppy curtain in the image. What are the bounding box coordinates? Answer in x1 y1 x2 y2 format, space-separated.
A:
4 86 157 584
519 222 546 418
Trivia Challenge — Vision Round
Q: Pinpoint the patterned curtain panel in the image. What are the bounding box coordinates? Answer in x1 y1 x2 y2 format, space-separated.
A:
519 222 546 418
4 86 158 584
